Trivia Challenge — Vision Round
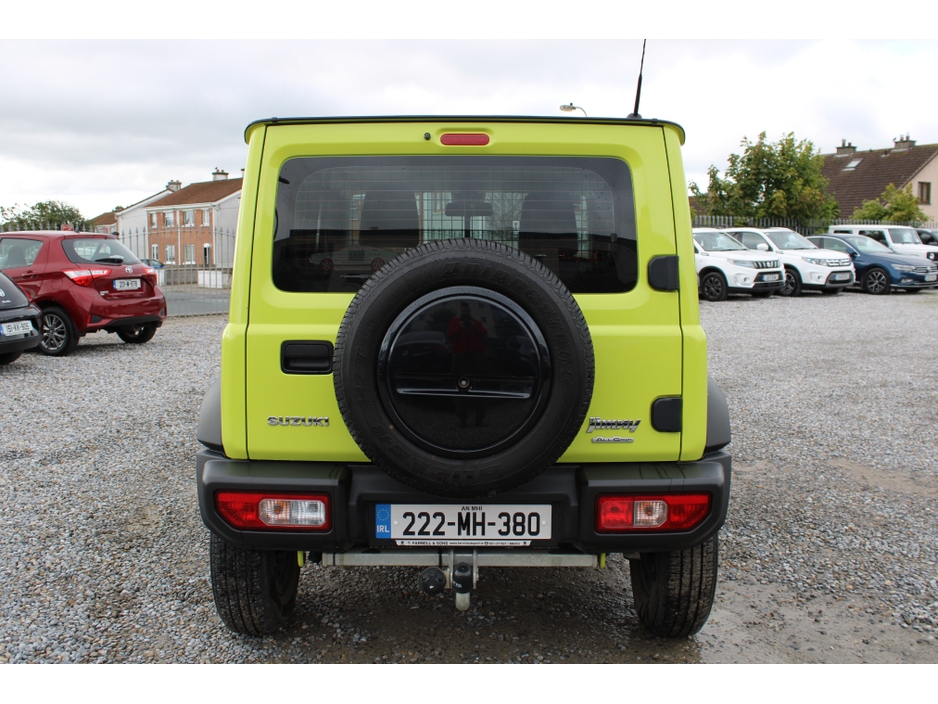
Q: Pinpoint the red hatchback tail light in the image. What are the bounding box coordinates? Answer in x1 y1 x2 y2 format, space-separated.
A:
215 491 331 531
595 493 711 533
64 269 109 287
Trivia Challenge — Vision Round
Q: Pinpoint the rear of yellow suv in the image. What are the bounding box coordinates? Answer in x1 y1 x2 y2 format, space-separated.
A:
197 116 731 638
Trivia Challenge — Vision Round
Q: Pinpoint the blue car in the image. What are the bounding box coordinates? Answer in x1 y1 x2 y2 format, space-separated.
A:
808 234 938 294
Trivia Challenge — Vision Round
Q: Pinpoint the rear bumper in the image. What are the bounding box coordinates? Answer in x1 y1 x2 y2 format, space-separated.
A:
196 448 731 555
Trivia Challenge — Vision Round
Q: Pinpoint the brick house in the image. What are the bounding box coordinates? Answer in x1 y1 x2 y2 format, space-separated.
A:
820 136 938 221
141 169 242 267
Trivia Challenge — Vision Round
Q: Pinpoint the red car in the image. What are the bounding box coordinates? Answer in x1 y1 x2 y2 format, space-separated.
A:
0 231 167 356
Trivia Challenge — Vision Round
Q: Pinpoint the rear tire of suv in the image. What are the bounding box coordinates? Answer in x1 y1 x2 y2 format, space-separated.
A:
629 533 718 638
116 323 158 344
779 268 802 297
210 534 300 636
862 267 891 295
699 272 728 302
334 238 594 498
38 306 79 356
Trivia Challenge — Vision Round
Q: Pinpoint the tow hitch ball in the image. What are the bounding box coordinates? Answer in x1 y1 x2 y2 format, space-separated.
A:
419 562 474 611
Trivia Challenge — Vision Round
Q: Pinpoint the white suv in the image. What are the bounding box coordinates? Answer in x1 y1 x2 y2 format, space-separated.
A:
724 227 855 296
828 225 938 263
692 228 783 300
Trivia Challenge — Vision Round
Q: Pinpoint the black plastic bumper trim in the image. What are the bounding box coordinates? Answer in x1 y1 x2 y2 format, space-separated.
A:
197 449 731 553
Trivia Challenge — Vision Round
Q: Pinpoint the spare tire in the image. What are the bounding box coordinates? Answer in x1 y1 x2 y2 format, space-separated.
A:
334 238 594 498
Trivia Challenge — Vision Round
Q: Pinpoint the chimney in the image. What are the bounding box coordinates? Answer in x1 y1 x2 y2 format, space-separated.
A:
893 134 916 151
213 168 229 181
166 180 181 192
835 139 857 157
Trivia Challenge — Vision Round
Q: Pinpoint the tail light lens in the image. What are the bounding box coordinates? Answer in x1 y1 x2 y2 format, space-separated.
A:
595 493 711 533
64 269 109 287
215 491 331 531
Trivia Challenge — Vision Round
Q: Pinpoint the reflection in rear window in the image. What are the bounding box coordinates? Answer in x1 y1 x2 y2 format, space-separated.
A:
62 238 141 265
272 156 636 293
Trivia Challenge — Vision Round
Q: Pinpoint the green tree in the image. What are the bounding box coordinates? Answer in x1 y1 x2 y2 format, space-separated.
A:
851 183 927 223
690 132 839 221
0 200 87 230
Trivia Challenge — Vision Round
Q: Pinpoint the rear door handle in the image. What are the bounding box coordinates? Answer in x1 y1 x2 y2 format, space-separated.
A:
281 341 334 374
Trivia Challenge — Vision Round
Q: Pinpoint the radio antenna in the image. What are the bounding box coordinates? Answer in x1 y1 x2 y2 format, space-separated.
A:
627 39 646 119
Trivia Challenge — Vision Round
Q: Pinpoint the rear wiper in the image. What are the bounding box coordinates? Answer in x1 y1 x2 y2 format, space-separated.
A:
95 256 125 263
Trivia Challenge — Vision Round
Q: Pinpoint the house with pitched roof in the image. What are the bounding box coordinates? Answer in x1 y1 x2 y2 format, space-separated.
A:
117 169 242 268
820 136 938 221
89 210 118 234
113 183 178 257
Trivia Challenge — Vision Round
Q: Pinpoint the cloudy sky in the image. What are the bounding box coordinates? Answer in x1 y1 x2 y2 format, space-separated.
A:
3 7 937 220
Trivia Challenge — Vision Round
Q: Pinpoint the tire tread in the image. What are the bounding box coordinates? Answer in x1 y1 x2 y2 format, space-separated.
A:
629 534 718 638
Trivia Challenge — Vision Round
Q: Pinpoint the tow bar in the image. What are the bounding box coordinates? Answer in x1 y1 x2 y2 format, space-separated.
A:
322 547 600 611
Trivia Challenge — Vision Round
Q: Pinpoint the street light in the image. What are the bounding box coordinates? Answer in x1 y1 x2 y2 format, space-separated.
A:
559 103 587 117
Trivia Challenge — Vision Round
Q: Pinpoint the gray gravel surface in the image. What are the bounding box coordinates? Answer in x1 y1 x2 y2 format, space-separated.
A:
0 289 936 663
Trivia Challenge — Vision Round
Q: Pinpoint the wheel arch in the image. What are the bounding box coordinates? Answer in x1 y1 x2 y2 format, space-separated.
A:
705 377 731 453
198 377 225 453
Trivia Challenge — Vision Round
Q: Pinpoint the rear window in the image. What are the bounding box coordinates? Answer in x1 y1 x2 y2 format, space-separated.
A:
62 238 141 265
272 156 636 293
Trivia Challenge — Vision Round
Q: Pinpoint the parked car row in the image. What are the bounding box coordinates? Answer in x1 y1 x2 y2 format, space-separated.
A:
693 227 938 301
0 230 167 364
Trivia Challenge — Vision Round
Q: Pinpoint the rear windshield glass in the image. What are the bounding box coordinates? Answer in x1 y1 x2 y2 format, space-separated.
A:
273 156 636 293
62 238 141 265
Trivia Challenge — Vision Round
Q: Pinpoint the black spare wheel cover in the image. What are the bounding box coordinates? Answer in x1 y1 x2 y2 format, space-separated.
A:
334 238 594 498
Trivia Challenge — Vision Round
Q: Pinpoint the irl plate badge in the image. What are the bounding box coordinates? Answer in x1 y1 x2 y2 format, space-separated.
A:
375 504 392 537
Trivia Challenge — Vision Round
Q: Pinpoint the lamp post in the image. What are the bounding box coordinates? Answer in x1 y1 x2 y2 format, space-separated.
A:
559 103 587 117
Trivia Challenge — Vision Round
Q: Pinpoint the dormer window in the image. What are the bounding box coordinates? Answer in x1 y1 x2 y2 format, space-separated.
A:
843 158 862 171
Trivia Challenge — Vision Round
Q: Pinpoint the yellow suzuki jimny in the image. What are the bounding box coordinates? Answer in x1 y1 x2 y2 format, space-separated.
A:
197 115 732 638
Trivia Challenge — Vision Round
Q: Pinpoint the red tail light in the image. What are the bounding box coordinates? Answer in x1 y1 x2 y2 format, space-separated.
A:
215 491 331 531
595 493 710 533
64 269 109 287
441 133 490 146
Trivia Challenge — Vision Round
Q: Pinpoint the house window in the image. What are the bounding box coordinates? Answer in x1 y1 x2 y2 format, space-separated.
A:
183 210 194 226
919 182 932 205
164 211 175 228
150 213 158 229
184 244 196 264
165 244 176 263
151 244 159 261
202 209 211 227
203 243 211 266
843 158 862 171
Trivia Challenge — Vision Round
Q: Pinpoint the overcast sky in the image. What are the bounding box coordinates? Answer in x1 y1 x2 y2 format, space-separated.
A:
3 26 938 219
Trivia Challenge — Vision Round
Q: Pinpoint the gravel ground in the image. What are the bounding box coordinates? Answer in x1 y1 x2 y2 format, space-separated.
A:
0 288 936 664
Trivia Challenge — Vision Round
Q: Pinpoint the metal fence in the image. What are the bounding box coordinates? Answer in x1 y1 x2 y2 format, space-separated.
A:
119 227 234 317
0 221 234 318
5 215 938 318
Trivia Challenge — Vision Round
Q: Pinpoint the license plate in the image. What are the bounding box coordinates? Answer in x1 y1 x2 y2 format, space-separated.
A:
833 273 851 281
114 278 141 290
0 320 34 336
763 273 780 281
926 274 937 282
376 503 552 546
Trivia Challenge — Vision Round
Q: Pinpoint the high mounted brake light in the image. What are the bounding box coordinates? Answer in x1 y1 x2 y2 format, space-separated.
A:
595 493 710 533
441 134 489 146
215 491 331 531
